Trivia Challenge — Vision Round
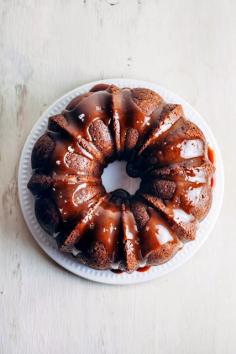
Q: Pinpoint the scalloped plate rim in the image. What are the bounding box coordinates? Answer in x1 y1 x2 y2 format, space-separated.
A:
18 78 224 285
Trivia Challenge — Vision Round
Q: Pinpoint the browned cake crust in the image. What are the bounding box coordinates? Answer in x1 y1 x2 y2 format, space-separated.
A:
131 88 163 115
27 84 214 273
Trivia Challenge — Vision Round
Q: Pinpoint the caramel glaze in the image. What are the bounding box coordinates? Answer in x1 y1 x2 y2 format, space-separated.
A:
137 266 151 273
138 208 182 265
208 147 215 188
48 132 103 177
121 202 142 272
64 90 114 162
74 194 123 269
28 84 215 273
111 266 151 274
112 88 164 158
130 119 206 172
51 179 105 223
208 146 214 164
141 161 214 221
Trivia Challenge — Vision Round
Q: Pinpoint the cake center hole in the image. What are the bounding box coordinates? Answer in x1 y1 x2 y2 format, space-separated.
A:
102 161 141 195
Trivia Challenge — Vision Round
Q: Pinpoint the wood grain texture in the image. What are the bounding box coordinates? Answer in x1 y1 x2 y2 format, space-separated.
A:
0 0 235 353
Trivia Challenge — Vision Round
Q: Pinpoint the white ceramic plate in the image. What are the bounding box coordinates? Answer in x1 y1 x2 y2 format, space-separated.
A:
18 79 224 285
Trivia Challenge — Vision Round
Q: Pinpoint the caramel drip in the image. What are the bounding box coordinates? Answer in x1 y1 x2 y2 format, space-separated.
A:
112 265 151 273
112 89 162 154
148 158 214 218
51 179 104 222
121 204 142 271
140 192 197 242
48 133 102 178
48 133 80 174
139 209 180 260
60 194 107 251
65 91 112 142
137 266 151 272
167 181 208 217
142 137 205 169
77 196 122 261
208 146 214 165
207 146 215 192
138 104 184 156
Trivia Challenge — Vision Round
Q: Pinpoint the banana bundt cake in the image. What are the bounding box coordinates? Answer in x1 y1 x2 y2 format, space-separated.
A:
28 83 214 273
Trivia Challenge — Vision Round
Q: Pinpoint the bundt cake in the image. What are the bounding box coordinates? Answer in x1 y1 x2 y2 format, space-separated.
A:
28 83 215 273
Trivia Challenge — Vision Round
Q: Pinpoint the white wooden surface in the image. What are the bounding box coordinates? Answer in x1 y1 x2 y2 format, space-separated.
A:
0 1 235 353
